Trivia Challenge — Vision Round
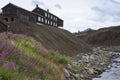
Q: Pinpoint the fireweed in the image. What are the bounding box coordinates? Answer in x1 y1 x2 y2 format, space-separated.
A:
0 33 36 79
0 32 69 80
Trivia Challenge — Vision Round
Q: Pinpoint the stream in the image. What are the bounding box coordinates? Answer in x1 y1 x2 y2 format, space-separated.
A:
93 52 120 80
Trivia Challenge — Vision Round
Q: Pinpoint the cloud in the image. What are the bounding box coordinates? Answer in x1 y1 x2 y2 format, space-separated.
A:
90 0 120 22
54 4 62 10
32 0 44 6
110 0 120 5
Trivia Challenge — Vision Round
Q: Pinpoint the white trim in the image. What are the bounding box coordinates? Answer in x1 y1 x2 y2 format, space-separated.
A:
36 22 43 25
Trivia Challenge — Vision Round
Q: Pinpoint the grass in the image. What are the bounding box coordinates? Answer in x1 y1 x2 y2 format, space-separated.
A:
47 52 69 65
75 63 84 73
0 67 24 80
0 32 70 80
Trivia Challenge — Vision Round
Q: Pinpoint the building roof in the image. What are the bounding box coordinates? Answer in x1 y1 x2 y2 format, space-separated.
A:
2 3 45 18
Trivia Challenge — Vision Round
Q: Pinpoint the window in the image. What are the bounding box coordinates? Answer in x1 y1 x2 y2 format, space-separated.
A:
53 22 55 26
11 18 14 22
38 17 41 21
56 18 57 21
0 13 2 16
55 23 57 26
45 13 47 17
51 21 52 25
48 20 49 24
55 17 56 21
20 14 29 22
37 9 39 11
51 15 52 19
45 19 47 24
41 18 44 22
4 18 8 22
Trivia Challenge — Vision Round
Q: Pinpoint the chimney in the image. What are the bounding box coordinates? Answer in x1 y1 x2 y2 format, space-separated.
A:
36 4 38 8
47 9 49 12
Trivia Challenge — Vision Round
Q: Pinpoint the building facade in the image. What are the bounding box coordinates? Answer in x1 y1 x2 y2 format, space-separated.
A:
32 5 63 27
1 3 63 27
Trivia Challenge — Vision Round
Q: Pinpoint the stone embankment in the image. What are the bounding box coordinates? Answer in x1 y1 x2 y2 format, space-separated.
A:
64 48 112 80
102 46 120 52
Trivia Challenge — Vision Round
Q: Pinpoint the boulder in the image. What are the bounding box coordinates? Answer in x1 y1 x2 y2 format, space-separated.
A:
88 68 95 75
64 68 70 78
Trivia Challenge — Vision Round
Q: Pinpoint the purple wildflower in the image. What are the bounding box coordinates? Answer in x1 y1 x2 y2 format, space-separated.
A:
29 59 36 67
4 62 16 69
24 68 29 75
0 51 7 58
0 35 4 39
0 45 4 49
7 45 13 52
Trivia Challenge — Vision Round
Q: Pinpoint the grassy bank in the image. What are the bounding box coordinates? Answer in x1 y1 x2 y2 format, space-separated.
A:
0 32 70 80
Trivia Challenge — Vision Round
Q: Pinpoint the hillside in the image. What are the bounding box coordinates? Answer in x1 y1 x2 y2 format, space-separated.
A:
76 26 120 46
0 32 71 80
3 20 91 56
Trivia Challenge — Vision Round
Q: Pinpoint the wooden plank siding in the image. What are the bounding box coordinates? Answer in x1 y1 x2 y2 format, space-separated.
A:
2 5 17 18
0 21 8 32
18 9 36 23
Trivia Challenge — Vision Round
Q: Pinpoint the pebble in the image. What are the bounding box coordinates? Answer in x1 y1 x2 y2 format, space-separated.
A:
64 48 112 80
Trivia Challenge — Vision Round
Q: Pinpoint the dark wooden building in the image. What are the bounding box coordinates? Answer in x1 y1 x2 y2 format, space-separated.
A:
1 3 63 27
2 3 36 23
0 21 8 32
0 12 8 32
32 5 63 27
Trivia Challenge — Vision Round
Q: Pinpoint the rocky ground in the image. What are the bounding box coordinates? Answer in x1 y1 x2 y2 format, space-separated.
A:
101 46 120 52
64 48 112 80
93 52 120 80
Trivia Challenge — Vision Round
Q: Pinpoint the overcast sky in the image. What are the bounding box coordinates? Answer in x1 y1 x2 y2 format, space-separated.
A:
0 0 120 32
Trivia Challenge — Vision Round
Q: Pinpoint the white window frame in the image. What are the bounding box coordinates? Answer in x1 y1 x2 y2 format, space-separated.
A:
56 23 57 26
38 17 41 21
41 18 44 22
53 22 55 26
54 17 55 20
51 15 52 19
56 18 57 21
45 13 47 17
45 19 47 24
48 20 49 24
51 21 52 25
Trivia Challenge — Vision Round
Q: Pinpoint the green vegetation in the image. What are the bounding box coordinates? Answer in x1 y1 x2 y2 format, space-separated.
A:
0 67 24 80
0 33 70 80
74 63 84 73
47 52 69 65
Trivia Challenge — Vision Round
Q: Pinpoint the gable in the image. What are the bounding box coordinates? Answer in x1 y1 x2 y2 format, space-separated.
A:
2 3 17 10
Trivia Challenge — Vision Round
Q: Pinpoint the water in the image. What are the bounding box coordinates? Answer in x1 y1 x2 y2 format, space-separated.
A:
93 52 120 80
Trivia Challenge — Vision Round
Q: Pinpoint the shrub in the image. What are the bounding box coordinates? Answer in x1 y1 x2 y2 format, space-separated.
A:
0 67 24 80
47 52 70 65
58 56 68 64
75 64 84 73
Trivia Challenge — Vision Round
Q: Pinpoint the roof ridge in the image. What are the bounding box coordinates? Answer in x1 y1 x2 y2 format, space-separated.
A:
2 3 44 17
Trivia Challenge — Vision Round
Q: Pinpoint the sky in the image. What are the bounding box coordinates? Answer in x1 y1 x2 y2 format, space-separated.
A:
0 0 120 32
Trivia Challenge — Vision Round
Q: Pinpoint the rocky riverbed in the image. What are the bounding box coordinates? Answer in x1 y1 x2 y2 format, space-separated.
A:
64 48 112 80
93 52 120 80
